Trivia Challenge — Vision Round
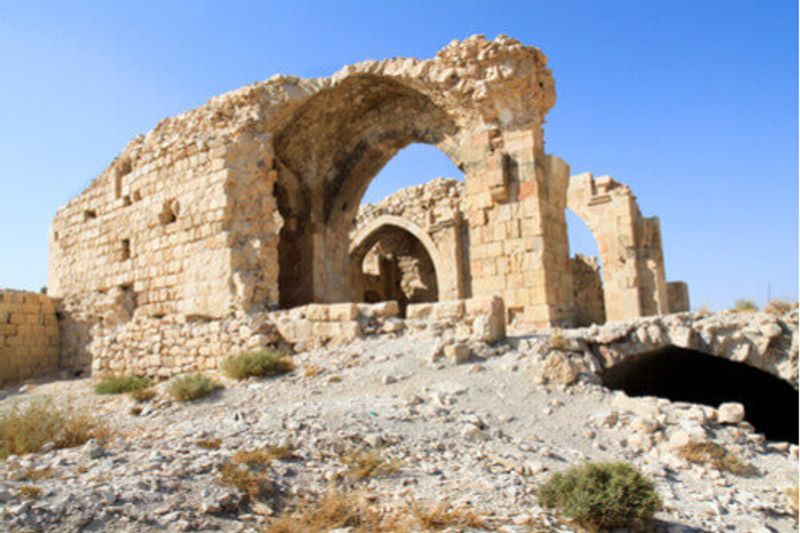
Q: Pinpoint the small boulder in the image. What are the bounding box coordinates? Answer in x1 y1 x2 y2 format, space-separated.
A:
717 402 745 424
534 352 577 385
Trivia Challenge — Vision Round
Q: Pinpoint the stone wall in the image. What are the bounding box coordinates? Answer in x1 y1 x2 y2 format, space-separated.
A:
570 254 606 326
0 290 59 383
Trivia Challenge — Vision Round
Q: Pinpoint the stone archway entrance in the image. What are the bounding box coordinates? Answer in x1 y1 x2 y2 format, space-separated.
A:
349 218 443 315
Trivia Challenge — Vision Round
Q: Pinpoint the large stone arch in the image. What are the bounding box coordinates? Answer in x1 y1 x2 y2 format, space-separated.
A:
566 172 683 322
349 215 454 309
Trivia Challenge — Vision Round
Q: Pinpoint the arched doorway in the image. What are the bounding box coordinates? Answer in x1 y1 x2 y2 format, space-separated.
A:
566 208 606 325
601 345 799 442
272 74 461 308
349 218 443 315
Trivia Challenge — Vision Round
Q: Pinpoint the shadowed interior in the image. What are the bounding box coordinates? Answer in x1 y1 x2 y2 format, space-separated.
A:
601 345 799 443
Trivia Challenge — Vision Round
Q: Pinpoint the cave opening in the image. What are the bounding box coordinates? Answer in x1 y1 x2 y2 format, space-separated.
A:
601 345 798 443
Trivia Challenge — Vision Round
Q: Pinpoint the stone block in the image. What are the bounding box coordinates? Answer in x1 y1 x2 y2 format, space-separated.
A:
407 303 434 320
328 303 358 321
434 300 465 321
443 342 471 364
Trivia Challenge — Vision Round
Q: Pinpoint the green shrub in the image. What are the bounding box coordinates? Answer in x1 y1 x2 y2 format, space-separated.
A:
734 299 758 313
538 462 661 529
95 376 152 394
221 350 294 380
0 400 108 458
168 373 222 402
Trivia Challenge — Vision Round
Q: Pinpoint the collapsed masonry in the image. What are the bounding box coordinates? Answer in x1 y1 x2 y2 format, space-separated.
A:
46 35 690 376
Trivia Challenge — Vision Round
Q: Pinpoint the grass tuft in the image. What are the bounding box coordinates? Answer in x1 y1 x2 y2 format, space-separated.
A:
264 490 401 533
0 400 108 458
168 373 222 402
95 376 152 394
221 350 294 380
538 462 661 529
342 448 400 480
197 438 222 450
677 441 758 476
764 299 797 315
733 299 758 313
410 500 492 531
19 486 42 499
131 388 156 402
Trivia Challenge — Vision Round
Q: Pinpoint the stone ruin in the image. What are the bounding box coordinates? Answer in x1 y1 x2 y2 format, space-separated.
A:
37 34 695 378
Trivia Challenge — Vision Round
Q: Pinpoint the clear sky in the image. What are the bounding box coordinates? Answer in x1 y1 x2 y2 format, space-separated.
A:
0 0 796 310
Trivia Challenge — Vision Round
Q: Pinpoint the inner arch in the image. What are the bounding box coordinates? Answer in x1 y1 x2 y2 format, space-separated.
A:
272 74 461 308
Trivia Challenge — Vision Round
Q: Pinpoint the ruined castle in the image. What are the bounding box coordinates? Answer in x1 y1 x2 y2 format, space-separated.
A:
9 35 695 379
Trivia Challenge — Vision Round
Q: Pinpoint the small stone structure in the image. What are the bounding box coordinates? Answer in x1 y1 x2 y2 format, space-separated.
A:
0 290 59 384
42 34 691 377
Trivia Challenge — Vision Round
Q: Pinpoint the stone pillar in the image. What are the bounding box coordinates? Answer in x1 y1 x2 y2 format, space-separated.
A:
463 128 574 327
667 281 691 312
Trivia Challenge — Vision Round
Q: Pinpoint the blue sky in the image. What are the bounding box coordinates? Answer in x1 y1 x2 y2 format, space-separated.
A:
0 0 796 310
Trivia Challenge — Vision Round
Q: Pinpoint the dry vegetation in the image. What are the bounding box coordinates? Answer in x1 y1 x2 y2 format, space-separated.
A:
95 376 152 395
0 400 108 458
131 388 156 402
677 441 758 476
196 438 222 450
734 299 758 313
264 490 493 533
168 373 222 402
764 299 797 315
222 351 294 380
342 448 400 480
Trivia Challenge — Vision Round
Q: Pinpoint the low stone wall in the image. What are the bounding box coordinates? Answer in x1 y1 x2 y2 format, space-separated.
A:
89 312 281 378
269 301 401 350
407 295 506 343
0 290 59 383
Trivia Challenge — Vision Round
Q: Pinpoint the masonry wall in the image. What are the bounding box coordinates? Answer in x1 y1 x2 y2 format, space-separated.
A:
0 291 59 383
570 255 606 326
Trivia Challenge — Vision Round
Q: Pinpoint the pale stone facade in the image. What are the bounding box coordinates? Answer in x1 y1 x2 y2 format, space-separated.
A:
0 290 59 383
45 35 689 376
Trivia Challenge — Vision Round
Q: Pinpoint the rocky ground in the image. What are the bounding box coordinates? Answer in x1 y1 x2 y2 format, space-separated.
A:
0 321 797 532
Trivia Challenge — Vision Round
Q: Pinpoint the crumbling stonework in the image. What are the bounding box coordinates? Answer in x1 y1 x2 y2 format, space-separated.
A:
570 254 605 326
46 35 689 376
566 172 686 322
0 290 59 383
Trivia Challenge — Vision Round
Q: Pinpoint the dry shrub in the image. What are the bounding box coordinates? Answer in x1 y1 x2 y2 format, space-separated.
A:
303 365 322 378
95 376 152 394
265 491 493 533
538 462 661 530
328 375 343 383
764 299 797 315
219 461 273 500
678 441 758 476
168 373 222 402
14 466 58 482
734 299 758 313
409 500 493 531
197 438 222 450
131 388 156 402
265 490 402 533
342 449 399 480
222 350 294 380
18 486 41 499
0 400 108 458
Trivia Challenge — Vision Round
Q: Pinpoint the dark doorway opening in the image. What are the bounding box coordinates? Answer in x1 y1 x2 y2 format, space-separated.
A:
601 345 798 443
